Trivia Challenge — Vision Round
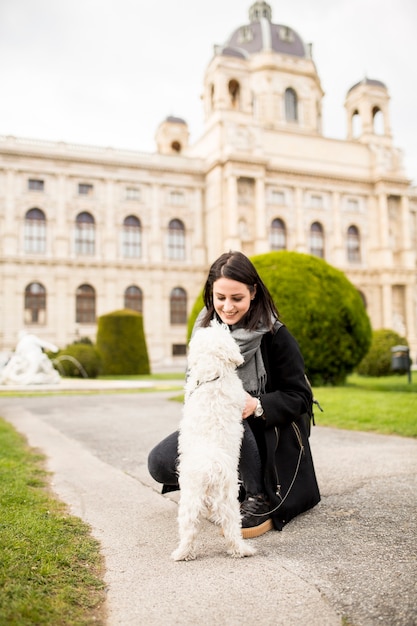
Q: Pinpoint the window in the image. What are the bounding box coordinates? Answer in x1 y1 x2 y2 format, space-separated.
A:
270 190 285 205
24 282 46 324
310 194 324 208
24 208 46 254
285 88 298 122
309 222 324 258
347 198 359 211
172 344 187 356
78 183 93 196
229 79 240 108
238 26 253 44
75 212 95 255
122 215 141 258
170 287 187 324
76 284 96 323
126 187 141 201
372 107 384 135
352 111 361 138
167 219 185 260
124 285 143 313
28 179 44 191
270 218 287 250
279 26 294 43
347 225 361 262
169 190 185 206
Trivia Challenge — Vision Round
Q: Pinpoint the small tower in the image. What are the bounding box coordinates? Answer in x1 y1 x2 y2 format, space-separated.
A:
249 1 272 21
345 78 392 144
155 116 189 155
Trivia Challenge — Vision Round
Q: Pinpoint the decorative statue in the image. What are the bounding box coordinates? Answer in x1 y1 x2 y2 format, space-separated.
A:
0 331 60 385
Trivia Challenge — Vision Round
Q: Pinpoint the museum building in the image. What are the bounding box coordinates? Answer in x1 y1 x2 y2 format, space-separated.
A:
0 1 416 370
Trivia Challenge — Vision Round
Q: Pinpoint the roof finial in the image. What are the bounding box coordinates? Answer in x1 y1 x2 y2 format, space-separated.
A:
249 1 272 23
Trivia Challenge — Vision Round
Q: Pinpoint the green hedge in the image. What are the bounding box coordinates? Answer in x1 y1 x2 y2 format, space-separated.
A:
52 344 102 378
356 328 409 377
96 309 150 375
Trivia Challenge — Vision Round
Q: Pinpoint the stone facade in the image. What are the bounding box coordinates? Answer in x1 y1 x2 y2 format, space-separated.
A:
1 2 416 369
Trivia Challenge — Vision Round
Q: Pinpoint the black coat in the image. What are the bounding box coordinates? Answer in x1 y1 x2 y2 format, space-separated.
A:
247 324 321 530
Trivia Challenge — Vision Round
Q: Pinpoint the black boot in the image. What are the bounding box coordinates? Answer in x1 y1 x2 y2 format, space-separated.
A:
240 494 273 538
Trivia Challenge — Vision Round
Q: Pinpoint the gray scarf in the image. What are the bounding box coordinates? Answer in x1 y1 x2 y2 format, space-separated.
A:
192 309 272 396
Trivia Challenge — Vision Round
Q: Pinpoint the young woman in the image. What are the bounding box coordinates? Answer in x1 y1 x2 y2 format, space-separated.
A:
148 251 320 537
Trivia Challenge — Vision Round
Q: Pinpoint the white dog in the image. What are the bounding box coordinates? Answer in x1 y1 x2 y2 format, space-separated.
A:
171 320 256 561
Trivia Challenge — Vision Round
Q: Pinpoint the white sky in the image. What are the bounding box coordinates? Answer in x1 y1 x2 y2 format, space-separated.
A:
1 0 416 183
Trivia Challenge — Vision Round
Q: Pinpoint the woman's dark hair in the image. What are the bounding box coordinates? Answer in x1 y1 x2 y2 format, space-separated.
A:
201 251 279 330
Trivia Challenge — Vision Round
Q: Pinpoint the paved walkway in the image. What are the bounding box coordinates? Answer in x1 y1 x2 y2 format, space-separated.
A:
0 381 416 625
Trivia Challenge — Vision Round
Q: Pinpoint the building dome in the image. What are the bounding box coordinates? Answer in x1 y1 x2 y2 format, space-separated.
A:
347 77 387 95
165 116 187 125
218 1 308 59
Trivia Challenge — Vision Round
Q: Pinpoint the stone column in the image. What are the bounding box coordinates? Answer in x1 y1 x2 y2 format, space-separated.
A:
294 186 306 252
149 183 162 262
331 191 344 265
224 173 240 251
254 176 268 254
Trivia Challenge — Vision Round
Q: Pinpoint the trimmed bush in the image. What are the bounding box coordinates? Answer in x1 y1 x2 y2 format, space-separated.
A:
189 251 372 386
96 309 150 375
356 328 409 377
52 344 102 378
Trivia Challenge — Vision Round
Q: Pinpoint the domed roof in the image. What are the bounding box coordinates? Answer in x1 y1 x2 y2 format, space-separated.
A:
218 2 308 59
165 116 187 125
347 77 387 95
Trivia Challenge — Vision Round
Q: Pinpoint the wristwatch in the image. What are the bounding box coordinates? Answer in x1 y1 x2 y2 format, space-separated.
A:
254 398 265 418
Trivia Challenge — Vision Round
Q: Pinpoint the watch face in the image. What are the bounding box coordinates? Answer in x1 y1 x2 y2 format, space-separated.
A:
255 401 263 416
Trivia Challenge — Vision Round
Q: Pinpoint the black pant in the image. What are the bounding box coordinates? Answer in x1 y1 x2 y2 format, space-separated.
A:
147 420 264 496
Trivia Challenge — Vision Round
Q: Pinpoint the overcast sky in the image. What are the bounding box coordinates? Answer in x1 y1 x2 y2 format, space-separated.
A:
1 0 416 183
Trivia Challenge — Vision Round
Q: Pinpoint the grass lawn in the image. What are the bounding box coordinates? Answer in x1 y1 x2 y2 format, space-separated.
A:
312 372 417 438
0 420 106 626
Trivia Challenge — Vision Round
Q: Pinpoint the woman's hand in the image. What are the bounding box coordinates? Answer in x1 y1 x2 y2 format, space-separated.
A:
242 393 257 419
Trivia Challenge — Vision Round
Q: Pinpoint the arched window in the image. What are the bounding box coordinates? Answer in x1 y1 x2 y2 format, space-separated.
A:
76 284 96 323
347 225 361 262
210 84 215 110
122 215 141 258
228 79 240 108
167 219 185 260
170 287 187 324
75 212 95 255
352 110 361 138
372 106 384 135
124 285 143 313
270 218 287 250
24 282 46 324
358 289 367 308
285 88 298 122
24 208 46 253
309 222 324 258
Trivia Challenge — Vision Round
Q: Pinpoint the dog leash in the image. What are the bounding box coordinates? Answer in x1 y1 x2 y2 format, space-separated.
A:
248 445 303 517
188 376 220 397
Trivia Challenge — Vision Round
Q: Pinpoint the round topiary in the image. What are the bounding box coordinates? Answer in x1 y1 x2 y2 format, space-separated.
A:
96 309 150 375
356 328 409 377
188 251 372 385
52 343 102 378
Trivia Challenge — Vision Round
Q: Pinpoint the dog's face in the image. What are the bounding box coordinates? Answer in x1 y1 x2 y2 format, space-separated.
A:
187 321 243 375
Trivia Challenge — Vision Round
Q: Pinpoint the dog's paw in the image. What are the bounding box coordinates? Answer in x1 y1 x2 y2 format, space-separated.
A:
171 548 196 561
227 543 256 558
